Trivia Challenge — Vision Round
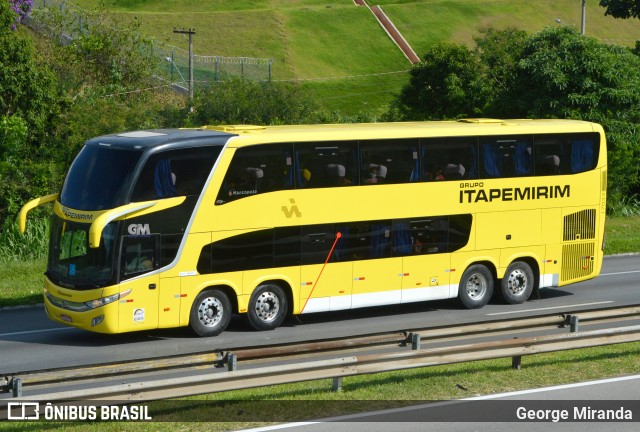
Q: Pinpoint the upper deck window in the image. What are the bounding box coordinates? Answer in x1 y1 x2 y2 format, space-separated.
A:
60 145 142 211
131 147 221 202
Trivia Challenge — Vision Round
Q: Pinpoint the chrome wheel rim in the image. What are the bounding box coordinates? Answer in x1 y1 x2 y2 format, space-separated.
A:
466 273 488 301
198 297 223 328
254 291 280 323
507 269 528 296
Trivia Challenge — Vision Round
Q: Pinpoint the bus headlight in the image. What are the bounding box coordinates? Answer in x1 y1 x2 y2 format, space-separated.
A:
84 289 132 310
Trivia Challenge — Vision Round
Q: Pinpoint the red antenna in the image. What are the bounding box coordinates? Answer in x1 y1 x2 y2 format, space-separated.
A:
301 232 342 313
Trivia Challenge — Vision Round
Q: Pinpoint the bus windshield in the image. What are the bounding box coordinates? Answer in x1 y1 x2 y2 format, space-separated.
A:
47 215 119 289
60 144 143 211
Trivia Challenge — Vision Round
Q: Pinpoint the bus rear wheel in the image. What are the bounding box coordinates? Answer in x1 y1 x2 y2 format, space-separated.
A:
189 289 232 337
247 284 288 331
501 261 534 304
458 264 493 309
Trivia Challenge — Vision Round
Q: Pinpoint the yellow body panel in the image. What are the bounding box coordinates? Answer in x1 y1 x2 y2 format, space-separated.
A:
26 119 607 334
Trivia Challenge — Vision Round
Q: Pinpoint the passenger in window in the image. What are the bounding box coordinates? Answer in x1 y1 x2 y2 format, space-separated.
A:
537 154 560 174
125 254 153 274
226 167 264 199
363 163 387 184
326 164 351 186
443 164 465 180
425 165 445 181
299 168 312 187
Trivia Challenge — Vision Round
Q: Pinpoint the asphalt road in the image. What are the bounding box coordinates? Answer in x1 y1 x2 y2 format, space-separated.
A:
1 255 639 374
238 374 640 432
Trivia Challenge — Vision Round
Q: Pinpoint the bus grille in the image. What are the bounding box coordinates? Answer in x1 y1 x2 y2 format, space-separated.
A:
561 242 595 282
563 209 596 241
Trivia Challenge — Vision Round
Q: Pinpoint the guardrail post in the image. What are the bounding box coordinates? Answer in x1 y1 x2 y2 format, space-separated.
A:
227 354 237 372
411 333 421 350
12 378 22 398
511 356 522 370
332 377 343 392
569 316 580 332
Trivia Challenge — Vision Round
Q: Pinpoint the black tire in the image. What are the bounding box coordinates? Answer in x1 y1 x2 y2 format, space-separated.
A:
247 284 288 331
189 289 232 337
501 261 534 304
458 264 494 309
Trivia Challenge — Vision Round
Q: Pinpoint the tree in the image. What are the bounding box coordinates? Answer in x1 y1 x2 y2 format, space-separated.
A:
0 1 58 142
599 0 640 19
389 25 640 208
509 27 640 119
390 43 488 120
32 4 157 94
473 27 528 117
190 79 321 126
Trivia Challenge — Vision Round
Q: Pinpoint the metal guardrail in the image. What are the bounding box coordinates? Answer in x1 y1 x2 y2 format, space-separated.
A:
3 305 640 401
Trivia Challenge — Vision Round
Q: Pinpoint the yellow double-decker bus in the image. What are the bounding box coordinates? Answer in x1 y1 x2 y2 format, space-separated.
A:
19 119 607 336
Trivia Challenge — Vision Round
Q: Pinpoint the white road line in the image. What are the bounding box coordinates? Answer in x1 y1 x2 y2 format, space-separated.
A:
486 301 614 316
600 270 640 276
236 375 640 431
0 327 73 337
466 374 640 399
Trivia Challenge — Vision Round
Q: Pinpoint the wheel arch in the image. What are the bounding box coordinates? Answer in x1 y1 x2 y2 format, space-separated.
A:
460 259 498 283
254 279 294 317
197 284 239 314
503 256 541 290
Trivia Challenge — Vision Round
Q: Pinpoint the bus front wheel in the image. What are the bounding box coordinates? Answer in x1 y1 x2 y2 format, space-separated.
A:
189 289 232 337
458 264 493 309
501 261 534 304
247 284 288 331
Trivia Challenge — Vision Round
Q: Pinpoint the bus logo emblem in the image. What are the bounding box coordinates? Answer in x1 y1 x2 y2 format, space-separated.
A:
281 199 302 218
128 224 150 235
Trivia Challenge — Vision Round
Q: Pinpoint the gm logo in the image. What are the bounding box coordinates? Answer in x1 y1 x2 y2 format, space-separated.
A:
128 224 151 235
281 199 302 218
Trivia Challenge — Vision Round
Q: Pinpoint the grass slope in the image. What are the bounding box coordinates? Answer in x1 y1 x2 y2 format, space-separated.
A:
66 0 640 115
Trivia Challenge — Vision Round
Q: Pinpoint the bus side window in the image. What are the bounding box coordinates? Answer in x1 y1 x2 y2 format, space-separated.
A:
132 147 221 202
359 139 418 185
121 235 159 278
534 138 562 175
334 222 391 261
533 133 598 176
422 137 477 181
480 136 532 178
216 143 293 204
294 141 357 188
570 137 597 173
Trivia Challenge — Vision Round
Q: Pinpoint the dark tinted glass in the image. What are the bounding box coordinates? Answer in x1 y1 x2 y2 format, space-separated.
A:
534 133 599 176
360 139 419 184
295 141 357 188
480 136 533 178
422 137 477 181
210 230 274 273
132 147 221 202
216 144 293 204
61 145 142 210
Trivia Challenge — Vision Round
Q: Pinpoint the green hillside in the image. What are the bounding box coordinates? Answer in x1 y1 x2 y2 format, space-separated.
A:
68 0 640 115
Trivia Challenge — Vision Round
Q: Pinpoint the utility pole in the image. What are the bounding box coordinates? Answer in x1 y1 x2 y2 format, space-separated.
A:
173 28 196 103
581 0 586 35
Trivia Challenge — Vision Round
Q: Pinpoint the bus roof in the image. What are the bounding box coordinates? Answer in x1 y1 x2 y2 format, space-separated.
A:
84 128 235 150
85 119 601 150
209 119 601 147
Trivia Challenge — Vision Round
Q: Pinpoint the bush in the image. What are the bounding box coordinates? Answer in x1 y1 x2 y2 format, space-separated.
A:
0 216 49 263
